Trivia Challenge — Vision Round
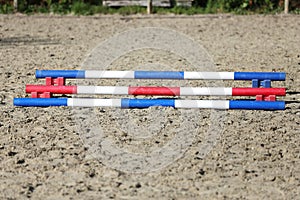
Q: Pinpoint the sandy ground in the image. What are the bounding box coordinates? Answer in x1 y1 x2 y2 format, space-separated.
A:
0 14 299 199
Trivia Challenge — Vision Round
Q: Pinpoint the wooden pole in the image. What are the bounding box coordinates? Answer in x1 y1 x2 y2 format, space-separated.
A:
147 0 152 14
284 0 289 14
13 0 18 12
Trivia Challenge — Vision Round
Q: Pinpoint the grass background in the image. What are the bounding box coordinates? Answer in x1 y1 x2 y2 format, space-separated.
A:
0 0 300 15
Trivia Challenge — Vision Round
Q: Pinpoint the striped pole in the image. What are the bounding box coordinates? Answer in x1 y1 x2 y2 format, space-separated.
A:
35 70 286 81
13 98 285 110
26 85 286 96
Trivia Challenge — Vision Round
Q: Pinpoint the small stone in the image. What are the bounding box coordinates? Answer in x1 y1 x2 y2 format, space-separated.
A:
135 183 141 188
198 168 205 175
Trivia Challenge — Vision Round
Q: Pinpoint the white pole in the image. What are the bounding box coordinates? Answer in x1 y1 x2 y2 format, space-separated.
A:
13 0 18 12
147 0 152 14
284 0 289 14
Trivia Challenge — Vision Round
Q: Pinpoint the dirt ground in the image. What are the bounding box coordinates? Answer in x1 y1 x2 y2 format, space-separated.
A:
0 14 299 199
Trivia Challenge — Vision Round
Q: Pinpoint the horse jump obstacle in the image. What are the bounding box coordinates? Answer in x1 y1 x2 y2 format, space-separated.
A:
14 70 286 110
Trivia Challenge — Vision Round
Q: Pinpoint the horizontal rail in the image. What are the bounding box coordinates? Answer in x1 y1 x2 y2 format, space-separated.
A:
14 98 285 110
26 85 286 96
35 70 286 81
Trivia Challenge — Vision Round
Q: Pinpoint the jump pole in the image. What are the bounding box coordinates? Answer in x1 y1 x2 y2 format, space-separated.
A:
35 70 286 81
26 85 286 96
13 98 285 110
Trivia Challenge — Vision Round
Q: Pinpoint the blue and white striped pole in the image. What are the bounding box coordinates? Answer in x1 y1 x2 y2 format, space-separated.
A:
14 98 285 110
35 70 286 81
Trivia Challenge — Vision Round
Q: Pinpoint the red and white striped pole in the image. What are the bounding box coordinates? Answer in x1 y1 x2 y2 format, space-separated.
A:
26 85 286 97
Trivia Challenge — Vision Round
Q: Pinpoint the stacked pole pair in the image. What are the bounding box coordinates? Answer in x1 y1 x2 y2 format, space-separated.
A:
14 70 286 110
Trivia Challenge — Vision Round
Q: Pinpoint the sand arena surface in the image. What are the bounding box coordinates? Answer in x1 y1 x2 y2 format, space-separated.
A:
0 14 299 199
